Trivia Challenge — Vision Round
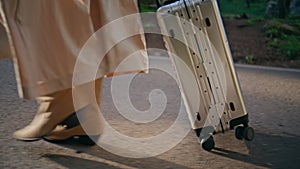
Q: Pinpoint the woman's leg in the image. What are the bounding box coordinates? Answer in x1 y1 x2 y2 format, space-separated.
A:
13 78 103 141
43 78 104 142
13 87 76 141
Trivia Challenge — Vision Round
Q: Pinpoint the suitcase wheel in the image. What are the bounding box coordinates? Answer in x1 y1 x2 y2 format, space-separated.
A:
235 126 255 141
244 126 255 141
201 136 215 151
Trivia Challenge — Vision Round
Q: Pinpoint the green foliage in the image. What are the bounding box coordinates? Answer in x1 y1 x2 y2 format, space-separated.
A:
265 26 282 38
245 55 255 64
139 0 300 61
264 17 300 60
286 15 300 28
246 17 265 26
220 0 300 61
139 0 157 12
140 6 156 13
282 35 300 60
269 34 300 60
218 0 266 18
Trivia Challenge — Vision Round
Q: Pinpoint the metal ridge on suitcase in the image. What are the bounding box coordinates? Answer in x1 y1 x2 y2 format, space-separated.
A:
157 0 254 151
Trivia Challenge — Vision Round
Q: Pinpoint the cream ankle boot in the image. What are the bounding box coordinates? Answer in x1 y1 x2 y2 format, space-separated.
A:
13 88 77 141
43 103 104 145
44 125 86 141
43 125 98 146
44 78 103 144
13 97 55 141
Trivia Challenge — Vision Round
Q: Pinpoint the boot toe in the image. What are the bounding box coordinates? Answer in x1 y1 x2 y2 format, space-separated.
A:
13 127 42 141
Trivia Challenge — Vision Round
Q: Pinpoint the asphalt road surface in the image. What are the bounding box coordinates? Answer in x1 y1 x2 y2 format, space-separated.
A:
0 56 299 169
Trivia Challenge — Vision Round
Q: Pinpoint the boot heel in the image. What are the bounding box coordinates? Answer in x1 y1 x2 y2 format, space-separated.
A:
73 135 98 146
44 135 98 146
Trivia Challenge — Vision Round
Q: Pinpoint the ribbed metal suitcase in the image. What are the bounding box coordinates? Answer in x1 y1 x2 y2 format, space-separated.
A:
157 0 254 151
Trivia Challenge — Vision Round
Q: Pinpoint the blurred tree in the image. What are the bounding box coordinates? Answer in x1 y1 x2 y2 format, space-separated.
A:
156 0 179 7
139 0 158 8
266 0 291 18
246 0 251 8
290 0 300 16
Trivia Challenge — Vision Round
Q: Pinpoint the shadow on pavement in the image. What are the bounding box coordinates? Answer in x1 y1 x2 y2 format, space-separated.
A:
44 141 192 169
211 132 300 169
44 132 300 168
43 154 121 169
